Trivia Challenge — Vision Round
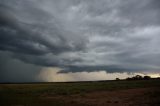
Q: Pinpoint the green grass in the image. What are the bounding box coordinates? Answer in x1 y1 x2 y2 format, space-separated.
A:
0 80 160 106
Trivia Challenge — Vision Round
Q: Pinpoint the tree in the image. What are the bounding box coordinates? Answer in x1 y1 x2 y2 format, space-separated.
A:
133 75 143 80
116 78 120 81
126 77 132 80
126 75 143 80
143 76 151 80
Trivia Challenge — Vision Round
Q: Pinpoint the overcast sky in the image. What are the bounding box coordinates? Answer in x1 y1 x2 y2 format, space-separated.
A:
0 0 160 82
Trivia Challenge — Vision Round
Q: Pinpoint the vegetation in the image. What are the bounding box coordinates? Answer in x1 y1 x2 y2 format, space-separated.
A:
143 76 151 80
115 78 120 81
0 79 160 106
126 75 152 80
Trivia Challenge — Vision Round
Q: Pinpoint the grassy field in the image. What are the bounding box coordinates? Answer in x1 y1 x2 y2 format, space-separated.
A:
0 80 160 106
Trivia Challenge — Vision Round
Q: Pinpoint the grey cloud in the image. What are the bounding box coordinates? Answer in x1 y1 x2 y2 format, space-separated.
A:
0 0 160 73
0 51 42 82
0 0 87 54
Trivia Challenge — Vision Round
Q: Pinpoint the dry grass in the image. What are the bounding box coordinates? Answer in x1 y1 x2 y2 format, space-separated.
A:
0 80 160 106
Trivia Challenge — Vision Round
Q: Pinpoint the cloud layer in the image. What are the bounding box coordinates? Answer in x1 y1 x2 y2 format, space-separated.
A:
38 67 160 82
1 0 160 73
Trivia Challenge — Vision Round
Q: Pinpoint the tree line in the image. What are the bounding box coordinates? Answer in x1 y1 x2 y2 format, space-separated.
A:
116 75 160 81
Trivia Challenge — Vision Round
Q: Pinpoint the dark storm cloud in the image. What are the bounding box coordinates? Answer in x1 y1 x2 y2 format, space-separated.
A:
0 51 42 82
60 65 137 73
1 0 160 73
0 0 87 55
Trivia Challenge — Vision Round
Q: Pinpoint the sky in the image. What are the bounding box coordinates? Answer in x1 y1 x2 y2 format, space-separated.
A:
0 0 160 82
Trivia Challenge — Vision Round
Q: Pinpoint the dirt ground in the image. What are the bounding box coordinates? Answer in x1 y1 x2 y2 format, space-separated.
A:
43 87 160 106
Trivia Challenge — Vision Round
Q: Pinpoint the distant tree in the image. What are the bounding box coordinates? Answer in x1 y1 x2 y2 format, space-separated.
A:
133 75 143 80
143 76 151 80
116 78 120 81
126 77 132 80
156 77 160 80
126 75 143 81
